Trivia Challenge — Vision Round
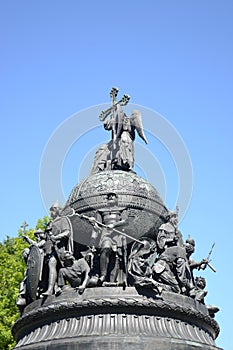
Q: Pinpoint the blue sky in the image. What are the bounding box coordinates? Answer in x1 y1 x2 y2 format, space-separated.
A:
0 1 233 349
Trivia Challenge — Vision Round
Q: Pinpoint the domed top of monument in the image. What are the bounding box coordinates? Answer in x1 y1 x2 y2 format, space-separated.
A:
65 170 164 210
63 170 168 244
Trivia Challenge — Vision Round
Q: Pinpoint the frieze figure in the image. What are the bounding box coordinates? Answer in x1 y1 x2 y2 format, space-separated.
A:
152 244 194 293
128 239 162 294
81 208 128 285
99 212 128 285
185 238 207 276
90 143 111 175
42 201 73 296
186 239 216 273
57 251 91 294
78 193 147 286
17 228 46 311
189 276 207 303
18 205 217 306
156 209 183 252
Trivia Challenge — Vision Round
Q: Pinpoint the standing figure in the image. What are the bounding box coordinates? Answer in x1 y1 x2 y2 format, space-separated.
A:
82 193 128 286
104 108 148 170
98 88 147 171
17 228 47 311
185 238 209 272
42 201 72 296
16 249 31 311
98 210 127 285
22 228 47 251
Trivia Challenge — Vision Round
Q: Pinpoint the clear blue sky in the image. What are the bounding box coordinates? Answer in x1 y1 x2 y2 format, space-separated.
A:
0 1 232 349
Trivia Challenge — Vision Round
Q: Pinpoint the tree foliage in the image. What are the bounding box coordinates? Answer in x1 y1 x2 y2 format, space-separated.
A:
0 217 49 350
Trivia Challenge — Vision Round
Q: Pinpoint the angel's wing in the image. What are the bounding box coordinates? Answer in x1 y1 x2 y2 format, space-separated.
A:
131 110 148 144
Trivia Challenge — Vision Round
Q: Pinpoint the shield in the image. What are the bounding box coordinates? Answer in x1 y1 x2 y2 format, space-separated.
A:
153 260 166 274
26 245 44 301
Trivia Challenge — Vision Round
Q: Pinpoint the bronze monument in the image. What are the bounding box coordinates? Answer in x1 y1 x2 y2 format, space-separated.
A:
12 88 222 350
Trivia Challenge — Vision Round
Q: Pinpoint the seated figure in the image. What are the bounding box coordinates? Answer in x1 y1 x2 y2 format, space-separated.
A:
57 251 91 294
152 244 194 294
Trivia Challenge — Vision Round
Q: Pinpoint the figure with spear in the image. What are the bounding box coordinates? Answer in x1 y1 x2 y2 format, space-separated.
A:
77 196 143 287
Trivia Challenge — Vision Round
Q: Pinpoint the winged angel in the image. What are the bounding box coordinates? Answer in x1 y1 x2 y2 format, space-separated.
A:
91 88 147 174
103 106 148 170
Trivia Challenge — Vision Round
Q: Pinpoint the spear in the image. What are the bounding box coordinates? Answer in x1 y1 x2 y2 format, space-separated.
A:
205 243 216 272
198 243 216 272
77 213 142 244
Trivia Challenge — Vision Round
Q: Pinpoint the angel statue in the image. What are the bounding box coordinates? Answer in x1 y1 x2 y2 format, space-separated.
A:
99 87 148 171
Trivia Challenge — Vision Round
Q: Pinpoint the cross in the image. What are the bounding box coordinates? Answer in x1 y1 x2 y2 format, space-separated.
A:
110 86 119 106
20 221 29 235
99 87 130 122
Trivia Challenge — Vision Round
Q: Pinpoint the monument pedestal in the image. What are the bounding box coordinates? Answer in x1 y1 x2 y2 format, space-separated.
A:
12 287 222 350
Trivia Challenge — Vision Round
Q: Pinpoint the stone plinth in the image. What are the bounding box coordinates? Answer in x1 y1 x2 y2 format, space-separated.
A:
12 287 222 350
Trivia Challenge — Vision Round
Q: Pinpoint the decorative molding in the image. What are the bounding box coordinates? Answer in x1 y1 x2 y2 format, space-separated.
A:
15 313 215 348
13 288 219 348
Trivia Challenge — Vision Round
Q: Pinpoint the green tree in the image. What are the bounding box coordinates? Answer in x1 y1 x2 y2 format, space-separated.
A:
0 217 49 350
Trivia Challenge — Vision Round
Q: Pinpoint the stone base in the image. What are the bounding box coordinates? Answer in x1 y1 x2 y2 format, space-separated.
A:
13 338 222 350
12 287 222 350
